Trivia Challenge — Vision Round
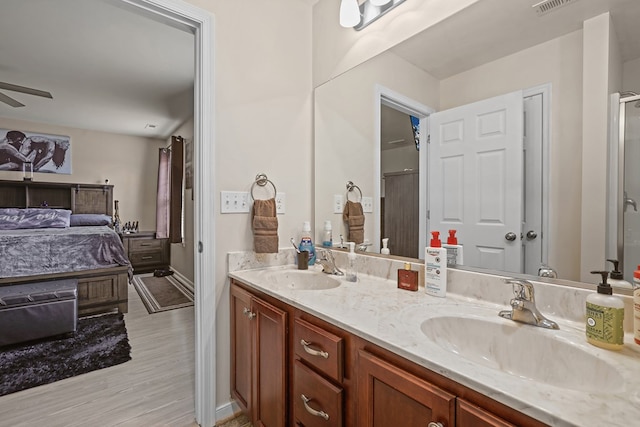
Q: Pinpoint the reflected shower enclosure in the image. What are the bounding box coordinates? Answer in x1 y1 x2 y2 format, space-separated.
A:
610 92 640 282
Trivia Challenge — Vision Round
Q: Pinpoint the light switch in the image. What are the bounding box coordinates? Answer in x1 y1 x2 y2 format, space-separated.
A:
362 196 373 213
220 191 250 213
334 194 344 213
276 192 286 214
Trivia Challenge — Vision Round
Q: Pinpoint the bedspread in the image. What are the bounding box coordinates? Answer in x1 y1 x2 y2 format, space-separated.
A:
0 226 132 279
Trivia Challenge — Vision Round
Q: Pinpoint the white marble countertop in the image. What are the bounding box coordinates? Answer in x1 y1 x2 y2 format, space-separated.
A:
228 250 640 427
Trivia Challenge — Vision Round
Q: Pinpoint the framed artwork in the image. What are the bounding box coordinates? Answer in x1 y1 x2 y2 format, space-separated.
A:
0 128 72 174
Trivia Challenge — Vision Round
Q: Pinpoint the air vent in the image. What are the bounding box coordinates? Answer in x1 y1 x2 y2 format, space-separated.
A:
532 0 579 17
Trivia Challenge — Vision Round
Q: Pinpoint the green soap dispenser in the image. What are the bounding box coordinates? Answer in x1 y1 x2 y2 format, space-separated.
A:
586 271 625 350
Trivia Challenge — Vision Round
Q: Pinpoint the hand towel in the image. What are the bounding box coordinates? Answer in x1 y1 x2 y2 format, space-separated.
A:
343 200 364 244
252 198 278 253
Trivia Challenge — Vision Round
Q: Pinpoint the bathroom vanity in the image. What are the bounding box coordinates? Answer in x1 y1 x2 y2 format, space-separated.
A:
228 250 640 427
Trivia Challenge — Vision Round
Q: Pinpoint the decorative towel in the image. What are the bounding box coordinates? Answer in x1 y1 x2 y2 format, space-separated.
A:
252 198 278 253
343 200 364 244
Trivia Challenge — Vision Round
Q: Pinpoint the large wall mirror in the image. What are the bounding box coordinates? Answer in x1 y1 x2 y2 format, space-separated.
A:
314 0 640 283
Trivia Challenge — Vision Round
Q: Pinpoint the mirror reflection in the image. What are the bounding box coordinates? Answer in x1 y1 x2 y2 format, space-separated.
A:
314 0 640 282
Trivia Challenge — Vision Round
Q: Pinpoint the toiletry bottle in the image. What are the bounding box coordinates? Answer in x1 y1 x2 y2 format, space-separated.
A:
346 242 357 282
299 221 316 265
442 229 464 267
381 238 390 255
586 271 625 350
322 220 333 248
606 259 632 290
398 262 418 291
425 231 447 297
634 266 640 346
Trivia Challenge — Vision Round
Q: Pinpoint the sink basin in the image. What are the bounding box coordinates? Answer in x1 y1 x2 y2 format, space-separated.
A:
420 316 624 393
263 269 341 291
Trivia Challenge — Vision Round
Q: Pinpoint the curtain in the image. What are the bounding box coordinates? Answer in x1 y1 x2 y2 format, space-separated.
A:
156 148 171 239
169 136 184 244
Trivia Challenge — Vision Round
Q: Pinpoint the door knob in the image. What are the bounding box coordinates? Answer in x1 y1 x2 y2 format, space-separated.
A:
526 230 537 240
505 232 517 241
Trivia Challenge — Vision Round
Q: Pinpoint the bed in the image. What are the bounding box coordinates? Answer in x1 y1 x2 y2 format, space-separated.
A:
0 180 131 316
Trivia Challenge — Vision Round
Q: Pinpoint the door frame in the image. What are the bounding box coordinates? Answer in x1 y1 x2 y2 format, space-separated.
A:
374 85 434 256
118 0 216 425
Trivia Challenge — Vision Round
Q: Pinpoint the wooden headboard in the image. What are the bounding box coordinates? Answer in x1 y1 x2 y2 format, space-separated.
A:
0 180 114 215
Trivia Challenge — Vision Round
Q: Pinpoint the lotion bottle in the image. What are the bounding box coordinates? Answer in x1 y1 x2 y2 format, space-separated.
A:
381 238 390 255
346 242 357 282
442 229 464 267
606 259 632 290
586 271 625 350
425 231 447 297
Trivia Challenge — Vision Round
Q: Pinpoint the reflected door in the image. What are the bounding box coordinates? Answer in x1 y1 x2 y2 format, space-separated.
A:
623 100 640 281
429 90 524 272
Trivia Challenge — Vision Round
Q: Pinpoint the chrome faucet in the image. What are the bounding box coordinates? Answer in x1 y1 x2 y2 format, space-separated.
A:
357 241 372 252
315 248 344 276
498 279 559 329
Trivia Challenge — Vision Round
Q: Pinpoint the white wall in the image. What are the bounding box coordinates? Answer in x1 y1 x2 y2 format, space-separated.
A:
0 117 164 228
315 50 439 248
182 0 314 413
440 30 584 280
581 13 622 282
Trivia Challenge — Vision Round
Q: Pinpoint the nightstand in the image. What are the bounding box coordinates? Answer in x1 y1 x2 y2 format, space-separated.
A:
122 231 170 274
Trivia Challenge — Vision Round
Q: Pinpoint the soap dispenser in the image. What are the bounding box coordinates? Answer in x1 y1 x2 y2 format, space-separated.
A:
425 231 447 297
346 242 357 282
606 259 632 290
586 271 625 350
442 229 464 267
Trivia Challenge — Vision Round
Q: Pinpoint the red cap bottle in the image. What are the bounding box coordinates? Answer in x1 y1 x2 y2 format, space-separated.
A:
447 230 458 245
430 231 441 248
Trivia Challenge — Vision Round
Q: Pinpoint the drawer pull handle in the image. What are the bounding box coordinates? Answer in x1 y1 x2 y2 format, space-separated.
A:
300 339 329 359
301 394 329 421
140 243 152 246
243 307 256 320
428 423 444 427
141 256 154 260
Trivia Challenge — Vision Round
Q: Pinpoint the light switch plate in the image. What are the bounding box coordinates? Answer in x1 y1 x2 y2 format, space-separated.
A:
275 192 286 214
362 196 373 213
220 191 250 213
333 194 344 213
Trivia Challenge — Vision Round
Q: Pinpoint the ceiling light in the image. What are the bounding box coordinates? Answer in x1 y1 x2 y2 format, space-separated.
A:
340 0 407 31
340 0 361 28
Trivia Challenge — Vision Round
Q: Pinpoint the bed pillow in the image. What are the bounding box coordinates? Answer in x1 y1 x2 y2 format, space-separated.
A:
70 213 112 227
0 208 72 230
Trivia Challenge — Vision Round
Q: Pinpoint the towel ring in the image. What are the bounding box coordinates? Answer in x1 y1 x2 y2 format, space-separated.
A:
346 181 362 202
250 173 277 200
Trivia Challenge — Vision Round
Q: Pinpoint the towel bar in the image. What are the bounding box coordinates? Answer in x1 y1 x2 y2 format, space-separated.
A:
250 173 277 200
346 181 362 202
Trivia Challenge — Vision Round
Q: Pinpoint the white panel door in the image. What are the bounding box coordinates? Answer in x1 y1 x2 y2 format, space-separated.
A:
429 91 523 273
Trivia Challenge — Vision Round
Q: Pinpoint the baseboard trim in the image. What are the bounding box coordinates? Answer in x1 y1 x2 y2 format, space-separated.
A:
216 400 242 424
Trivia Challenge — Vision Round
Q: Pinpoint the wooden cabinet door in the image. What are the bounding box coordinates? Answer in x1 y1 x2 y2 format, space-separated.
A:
230 284 253 412
357 350 455 427
253 295 287 427
456 399 517 427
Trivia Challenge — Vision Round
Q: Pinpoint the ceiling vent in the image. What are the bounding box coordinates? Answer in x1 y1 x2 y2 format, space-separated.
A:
532 0 579 17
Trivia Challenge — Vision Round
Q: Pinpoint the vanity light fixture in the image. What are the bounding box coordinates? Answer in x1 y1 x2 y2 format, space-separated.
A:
340 0 407 31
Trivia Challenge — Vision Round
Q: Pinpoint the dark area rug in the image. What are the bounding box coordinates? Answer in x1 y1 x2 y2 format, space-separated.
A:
0 313 131 396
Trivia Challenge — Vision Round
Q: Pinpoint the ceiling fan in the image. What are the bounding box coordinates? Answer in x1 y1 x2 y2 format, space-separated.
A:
0 82 53 108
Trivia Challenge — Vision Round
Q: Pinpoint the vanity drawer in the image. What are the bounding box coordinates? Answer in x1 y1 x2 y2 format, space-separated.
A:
294 317 344 383
294 360 343 427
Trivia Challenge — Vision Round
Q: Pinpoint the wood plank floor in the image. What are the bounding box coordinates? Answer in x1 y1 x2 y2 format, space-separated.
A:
0 284 198 427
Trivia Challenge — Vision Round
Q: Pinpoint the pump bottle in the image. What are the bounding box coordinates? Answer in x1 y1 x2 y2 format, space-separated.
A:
322 220 333 248
425 231 447 297
381 238 390 255
606 259 632 290
299 221 316 265
442 229 464 267
586 271 625 350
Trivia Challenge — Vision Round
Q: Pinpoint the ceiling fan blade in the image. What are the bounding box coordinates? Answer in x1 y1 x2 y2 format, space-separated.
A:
0 91 25 108
0 82 52 99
